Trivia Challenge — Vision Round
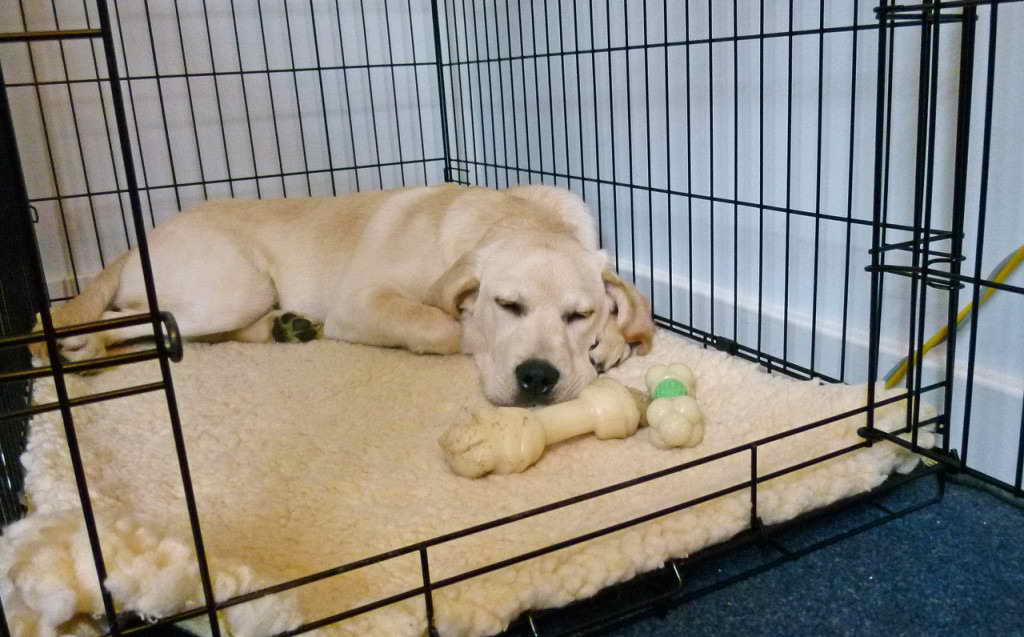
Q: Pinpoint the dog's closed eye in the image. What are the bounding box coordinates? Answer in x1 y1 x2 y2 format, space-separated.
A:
495 298 525 317
563 310 593 324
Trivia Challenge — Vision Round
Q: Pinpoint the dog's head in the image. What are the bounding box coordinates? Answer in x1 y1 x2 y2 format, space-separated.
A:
428 232 653 406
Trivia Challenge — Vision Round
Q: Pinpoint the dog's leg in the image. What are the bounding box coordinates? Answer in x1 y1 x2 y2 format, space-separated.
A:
99 310 155 342
323 288 461 354
222 311 280 343
49 309 151 362
59 305 302 361
225 310 320 344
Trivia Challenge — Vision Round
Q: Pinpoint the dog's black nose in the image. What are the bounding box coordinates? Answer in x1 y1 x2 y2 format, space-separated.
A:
515 359 560 398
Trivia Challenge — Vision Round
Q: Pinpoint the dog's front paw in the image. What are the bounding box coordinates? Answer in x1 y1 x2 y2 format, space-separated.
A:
58 333 107 364
271 312 321 343
590 327 631 373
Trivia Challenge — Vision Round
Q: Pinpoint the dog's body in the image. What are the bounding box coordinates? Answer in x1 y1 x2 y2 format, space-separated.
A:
40 184 654 405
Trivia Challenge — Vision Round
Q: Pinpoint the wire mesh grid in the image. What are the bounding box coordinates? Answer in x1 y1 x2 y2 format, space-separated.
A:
0 0 1022 635
436 0 1024 492
1 0 448 304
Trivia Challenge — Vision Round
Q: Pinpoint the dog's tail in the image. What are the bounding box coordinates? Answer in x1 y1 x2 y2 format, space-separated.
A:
30 252 130 359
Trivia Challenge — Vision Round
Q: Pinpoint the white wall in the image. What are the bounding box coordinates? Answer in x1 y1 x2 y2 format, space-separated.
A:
1 1 1022 486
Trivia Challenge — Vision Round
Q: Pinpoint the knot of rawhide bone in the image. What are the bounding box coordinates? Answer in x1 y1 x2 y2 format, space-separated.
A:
644 364 705 449
439 377 645 478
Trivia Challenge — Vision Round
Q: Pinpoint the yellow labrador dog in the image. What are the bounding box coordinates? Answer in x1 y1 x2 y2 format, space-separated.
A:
34 184 654 405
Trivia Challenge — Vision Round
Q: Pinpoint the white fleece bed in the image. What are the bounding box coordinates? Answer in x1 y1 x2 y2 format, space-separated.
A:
0 329 933 637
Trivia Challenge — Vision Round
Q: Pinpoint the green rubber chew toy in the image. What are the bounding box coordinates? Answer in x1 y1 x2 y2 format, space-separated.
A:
644 363 704 449
653 378 688 399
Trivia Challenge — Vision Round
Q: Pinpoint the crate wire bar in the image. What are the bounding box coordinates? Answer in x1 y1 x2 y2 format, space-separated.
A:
0 0 1022 636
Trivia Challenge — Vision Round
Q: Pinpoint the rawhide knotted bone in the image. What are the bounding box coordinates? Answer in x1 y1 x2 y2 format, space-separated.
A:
644 363 705 449
439 377 644 478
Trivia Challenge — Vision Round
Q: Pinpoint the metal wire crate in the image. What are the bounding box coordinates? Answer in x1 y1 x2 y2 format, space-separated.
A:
0 1 1022 635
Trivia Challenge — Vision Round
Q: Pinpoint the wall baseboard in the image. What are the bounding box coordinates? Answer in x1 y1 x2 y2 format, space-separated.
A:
620 262 1022 396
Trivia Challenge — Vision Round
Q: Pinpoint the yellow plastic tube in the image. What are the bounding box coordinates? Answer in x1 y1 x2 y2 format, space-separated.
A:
885 244 1024 389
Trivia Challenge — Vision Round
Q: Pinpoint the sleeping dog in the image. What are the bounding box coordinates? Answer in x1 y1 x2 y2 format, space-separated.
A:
32 184 654 405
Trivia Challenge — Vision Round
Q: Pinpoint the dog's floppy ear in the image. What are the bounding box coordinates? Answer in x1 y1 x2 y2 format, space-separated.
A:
427 252 480 317
603 268 655 355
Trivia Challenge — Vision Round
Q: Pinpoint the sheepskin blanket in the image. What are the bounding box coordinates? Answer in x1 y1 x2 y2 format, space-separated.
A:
1 329 932 636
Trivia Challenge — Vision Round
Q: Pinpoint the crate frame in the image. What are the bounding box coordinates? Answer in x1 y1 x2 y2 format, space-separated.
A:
0 1 1021 635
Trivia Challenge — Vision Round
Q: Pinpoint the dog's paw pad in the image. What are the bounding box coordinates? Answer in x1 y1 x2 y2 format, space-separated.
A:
272 312 321 343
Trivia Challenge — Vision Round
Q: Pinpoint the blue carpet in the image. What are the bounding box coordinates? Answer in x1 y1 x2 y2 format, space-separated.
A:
606 478 1024 637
